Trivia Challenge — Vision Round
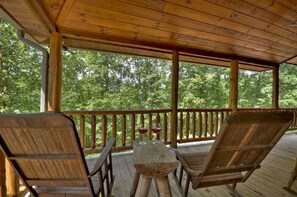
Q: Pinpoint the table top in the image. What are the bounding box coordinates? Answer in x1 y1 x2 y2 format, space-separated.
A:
133 140 178 177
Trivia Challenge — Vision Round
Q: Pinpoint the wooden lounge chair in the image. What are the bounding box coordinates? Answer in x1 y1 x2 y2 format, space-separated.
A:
174 111 293 197
0 113 115 197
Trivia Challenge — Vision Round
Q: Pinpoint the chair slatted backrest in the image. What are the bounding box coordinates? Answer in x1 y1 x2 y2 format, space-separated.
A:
0 113 94 196
200 111 293 181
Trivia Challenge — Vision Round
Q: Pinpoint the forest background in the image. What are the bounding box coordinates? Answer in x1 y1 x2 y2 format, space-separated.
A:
1 18 297 114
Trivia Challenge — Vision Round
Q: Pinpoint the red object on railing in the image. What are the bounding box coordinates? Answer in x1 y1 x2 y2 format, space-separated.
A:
152 127 161 134
139 128 148 134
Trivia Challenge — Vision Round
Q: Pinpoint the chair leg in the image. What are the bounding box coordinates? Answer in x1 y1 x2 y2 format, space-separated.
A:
179 166 184 186
184 174 190 197
231 183 237 190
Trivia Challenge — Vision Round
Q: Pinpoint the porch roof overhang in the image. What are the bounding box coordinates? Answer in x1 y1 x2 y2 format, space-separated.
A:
1 0 297 71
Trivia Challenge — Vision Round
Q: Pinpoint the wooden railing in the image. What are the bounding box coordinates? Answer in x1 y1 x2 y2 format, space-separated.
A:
64 109 171 154
177 109 232 143
279 108 297 130
64 108 297 154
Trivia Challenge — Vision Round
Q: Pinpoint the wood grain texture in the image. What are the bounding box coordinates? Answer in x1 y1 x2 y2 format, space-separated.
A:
101 133 297 196
174 111 294 196
4 0 297 67
0 151 6 197
133 140 178 177
170 51 179 148
288 156 297 189
0 114 115 197
229 60 239 112
47 32 63 112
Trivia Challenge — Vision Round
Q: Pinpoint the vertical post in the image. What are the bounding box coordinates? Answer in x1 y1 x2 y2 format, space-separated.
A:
229 60 239 112
0 151 6 197
170 51 179 148
272 66 279 111
47 32 63 112
6 159 18 197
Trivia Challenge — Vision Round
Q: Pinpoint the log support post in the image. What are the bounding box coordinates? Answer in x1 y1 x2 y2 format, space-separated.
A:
0 151 6 197
5 160 18 197
272 66 279 111
229 60 239 112
170 51 179 148
47 32 63 112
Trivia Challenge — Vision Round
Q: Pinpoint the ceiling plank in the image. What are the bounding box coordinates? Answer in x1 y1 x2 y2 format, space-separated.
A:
63 37 271 71
56 0 75 27
62 19 290 62
69 4 297 57
24 0 56 32
79 0 297 50
0 0 50 42
164 1 297 44
60 26 280 67
42 0 65 21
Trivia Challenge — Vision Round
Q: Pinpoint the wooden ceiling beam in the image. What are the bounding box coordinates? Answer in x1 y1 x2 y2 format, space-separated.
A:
56 0 75 28
60 28 279 68
24 0 56 32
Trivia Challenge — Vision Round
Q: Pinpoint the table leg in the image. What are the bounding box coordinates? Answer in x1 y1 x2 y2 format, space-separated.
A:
130 171 140 197
155 175 172 197
288 157 297 189
135 175 152 197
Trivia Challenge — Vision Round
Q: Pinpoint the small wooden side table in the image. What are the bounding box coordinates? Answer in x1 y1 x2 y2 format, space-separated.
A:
130 140 178 197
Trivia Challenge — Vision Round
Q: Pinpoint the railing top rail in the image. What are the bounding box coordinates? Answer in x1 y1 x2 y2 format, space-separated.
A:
238 108 275 111
64 109 172 116
178 108 232 112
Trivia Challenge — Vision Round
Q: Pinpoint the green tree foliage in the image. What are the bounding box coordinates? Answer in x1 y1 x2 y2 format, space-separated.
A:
179 62 230 108
62 51 172 110
1 19 297 113
238 70 273 108
0 18 41 113
279 64 297 107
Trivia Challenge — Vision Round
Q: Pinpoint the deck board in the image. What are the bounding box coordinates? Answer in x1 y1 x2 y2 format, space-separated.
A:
105 133 297 197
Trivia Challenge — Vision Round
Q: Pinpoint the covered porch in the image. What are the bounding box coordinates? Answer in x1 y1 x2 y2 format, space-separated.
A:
1 0 297 196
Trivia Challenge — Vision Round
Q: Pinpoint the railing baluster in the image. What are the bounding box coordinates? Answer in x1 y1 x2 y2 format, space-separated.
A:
122 114 126 146
220 111 224 129
179 112 183 140
192 112 196 139
102 115 107 147
215 112 219 135
140 114 144 140
91 115 96 150
186 112 190 139
131 114 136 142
164 113 168 143
80 115 86 149
156 113 161 140
148 113 152 140
210 112 213 137
204 112 208 137
199 112 202 138
112 115 117 145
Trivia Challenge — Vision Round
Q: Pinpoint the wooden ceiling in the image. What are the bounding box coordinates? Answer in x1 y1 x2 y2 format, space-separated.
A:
1 0 297 71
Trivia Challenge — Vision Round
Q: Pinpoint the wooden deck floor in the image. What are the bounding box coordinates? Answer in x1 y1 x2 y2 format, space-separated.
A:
93 133 297 197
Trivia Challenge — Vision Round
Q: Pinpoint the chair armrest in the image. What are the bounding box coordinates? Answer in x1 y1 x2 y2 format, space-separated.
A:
88 137 115 177
175 151 203 176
